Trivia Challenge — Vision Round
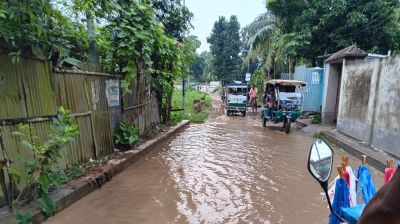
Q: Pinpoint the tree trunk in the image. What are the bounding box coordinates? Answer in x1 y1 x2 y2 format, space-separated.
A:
86 12 99 65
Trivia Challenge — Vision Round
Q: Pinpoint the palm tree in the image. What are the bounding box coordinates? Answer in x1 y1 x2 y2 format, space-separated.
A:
244 11 309 79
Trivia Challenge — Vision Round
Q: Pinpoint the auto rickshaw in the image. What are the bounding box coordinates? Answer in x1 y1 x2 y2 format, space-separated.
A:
225 83 248 116
262 79 306 133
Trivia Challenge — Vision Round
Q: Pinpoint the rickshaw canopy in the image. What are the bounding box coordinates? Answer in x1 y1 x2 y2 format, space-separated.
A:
266 79 306 87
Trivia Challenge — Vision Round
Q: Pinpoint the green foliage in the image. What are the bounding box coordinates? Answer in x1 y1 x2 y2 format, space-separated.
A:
0 0 89 62
65 164 86 180
150 0 193 41
16 211 32 224
172 90 212 123
313 131 325 140
311 113 322 124
1 0 196 124
113 121 140 147
266 0 400 61
94 1 197 123
191 51 208 81
208 16 243 84
182 36 201 78
249 69 264 90
10 107 79 220
170 111 183 124
244 11 309 77
183 112 209 124
102 1 161 92
249 69 265 101
246 0 400 75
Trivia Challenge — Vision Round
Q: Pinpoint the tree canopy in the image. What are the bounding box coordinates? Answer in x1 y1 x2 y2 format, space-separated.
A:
0 0 199 123
207 16 242 84
243 0 400 80
267 0 400 60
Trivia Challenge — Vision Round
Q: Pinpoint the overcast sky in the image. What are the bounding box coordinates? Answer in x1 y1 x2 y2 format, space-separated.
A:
185 0 266 53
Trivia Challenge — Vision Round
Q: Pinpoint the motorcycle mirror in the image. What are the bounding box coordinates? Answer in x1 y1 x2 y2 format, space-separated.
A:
308 139 347 222
308 139 334 183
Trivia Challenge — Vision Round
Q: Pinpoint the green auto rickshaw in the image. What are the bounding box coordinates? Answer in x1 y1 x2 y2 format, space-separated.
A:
262 79 306 133
225 83 248 116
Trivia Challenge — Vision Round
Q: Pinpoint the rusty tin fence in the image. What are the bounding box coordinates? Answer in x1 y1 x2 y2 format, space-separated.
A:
0 55 160 207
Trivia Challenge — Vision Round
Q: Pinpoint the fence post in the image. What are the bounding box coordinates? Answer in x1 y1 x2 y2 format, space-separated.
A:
0 130 12 208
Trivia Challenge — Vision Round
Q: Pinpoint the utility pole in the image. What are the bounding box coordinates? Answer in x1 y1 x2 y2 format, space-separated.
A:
182 0 186 111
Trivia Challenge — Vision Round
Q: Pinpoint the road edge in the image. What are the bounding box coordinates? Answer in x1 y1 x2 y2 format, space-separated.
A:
2 120 190 224
296 120 388 173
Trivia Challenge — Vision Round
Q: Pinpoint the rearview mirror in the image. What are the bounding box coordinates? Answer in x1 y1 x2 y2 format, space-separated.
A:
308 139 334 183
307 139 346 222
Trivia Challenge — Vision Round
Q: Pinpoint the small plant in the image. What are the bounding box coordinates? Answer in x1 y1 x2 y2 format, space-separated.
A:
313 131 325 139
311 113 322 124
170 112 183 124
10 107 79 222
113 121 140 147
66 164 86 180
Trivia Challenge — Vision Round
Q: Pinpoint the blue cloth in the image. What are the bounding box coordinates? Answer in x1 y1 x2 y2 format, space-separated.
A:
329 178 350 224
342 204 366 224
358 165 376 204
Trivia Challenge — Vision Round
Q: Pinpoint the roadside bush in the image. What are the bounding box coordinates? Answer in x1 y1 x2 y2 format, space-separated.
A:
183 112 209 124
170 111 183 124
11 107 79 221
113 121 140 148
313 131 325 139
311 113 322 124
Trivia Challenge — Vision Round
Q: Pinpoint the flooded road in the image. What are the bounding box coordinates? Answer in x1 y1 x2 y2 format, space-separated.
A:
46 98 381 224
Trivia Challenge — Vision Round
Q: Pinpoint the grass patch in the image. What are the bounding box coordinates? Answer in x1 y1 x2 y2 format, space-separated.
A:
172 89 212 124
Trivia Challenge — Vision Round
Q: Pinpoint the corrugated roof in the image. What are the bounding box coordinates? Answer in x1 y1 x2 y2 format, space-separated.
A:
325 45 367 63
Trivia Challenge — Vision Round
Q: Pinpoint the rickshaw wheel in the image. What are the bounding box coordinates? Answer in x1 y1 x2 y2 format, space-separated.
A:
284 118 291 134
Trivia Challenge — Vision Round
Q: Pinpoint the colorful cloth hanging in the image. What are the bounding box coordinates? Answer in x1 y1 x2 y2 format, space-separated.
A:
329 178 350 224
357 165 376 204
384 167 395 185
346 166 357 207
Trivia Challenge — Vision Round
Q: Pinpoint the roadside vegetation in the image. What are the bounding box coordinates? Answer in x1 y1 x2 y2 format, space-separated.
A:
242 0 400 80
172 89 212 124
10 107 79 222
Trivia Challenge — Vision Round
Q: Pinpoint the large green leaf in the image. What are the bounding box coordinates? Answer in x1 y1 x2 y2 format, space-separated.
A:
38 193 56 216
59 58 81 68
16 211 32 224
38 173 50 192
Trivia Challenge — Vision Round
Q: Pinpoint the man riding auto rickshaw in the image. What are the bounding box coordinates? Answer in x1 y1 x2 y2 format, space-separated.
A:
262 79 305 133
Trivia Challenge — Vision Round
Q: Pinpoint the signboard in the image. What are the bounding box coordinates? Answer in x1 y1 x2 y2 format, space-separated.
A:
107 80 120 107
245 73 251 81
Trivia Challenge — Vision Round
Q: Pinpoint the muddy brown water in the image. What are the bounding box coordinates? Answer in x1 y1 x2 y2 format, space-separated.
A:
45 98 383 224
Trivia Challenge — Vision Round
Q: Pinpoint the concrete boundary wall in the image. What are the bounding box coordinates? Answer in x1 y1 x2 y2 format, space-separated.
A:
337 56 400 157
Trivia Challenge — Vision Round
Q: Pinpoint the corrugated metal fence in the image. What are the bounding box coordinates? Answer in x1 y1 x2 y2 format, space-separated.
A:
0 55 160 207
294 65 324 112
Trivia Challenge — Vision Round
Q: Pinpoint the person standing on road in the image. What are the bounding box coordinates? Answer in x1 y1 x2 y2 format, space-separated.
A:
249 84 258 110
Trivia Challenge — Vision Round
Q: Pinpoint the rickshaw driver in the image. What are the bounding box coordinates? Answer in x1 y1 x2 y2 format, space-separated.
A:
265 90 277 108
263 89 276 119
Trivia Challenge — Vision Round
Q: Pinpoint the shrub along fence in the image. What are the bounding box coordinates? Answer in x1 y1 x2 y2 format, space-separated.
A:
0 55 160 207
